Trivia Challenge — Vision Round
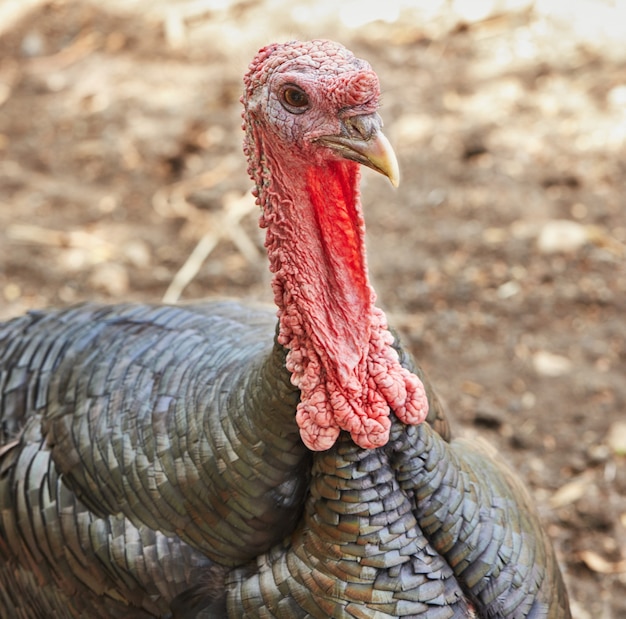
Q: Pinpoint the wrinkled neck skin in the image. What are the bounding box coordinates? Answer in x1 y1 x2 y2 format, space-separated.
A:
250 129 428 451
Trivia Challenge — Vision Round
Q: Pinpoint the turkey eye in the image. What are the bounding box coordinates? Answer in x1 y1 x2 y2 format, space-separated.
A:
281 86 309 112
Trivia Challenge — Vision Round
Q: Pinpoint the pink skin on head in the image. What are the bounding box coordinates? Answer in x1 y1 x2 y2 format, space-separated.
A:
242 40 428 450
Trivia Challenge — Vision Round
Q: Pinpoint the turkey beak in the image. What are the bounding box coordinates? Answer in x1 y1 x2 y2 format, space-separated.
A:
317 113 400 187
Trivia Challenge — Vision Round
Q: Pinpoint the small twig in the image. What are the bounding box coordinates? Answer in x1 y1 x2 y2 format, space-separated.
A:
221 191 260 263
162 190 258 303
162 231 220 303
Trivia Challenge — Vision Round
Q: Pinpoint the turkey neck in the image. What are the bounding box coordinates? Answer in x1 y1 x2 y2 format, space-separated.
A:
197 333 312 562
262 156 373 394
258 148 382 451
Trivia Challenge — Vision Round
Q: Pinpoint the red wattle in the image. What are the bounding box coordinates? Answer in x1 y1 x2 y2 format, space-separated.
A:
306 161 370 313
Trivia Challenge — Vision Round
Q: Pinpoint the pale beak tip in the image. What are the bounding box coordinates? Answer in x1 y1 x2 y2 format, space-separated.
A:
370 130 400 188
388 168 400 188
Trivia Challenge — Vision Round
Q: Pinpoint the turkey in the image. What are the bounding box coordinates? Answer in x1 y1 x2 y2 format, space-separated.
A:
0 39 570 618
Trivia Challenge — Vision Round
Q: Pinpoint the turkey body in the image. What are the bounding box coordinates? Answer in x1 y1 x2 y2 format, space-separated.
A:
0 302 571 619
0 301 309 617
0 38 571 618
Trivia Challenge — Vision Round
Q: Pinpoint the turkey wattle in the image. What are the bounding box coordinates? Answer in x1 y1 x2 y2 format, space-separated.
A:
0 39 570 618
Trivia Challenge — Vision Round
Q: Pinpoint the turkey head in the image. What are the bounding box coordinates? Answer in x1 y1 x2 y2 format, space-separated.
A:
241 40 428 451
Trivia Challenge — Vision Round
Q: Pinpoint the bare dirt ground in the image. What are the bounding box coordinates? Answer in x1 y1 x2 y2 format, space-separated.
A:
0 1 625 616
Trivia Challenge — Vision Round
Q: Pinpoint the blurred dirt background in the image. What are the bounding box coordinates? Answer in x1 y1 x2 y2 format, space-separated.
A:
0 0 625 616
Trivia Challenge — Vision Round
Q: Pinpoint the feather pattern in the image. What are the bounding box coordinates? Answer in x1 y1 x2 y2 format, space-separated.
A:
0 301 309 616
